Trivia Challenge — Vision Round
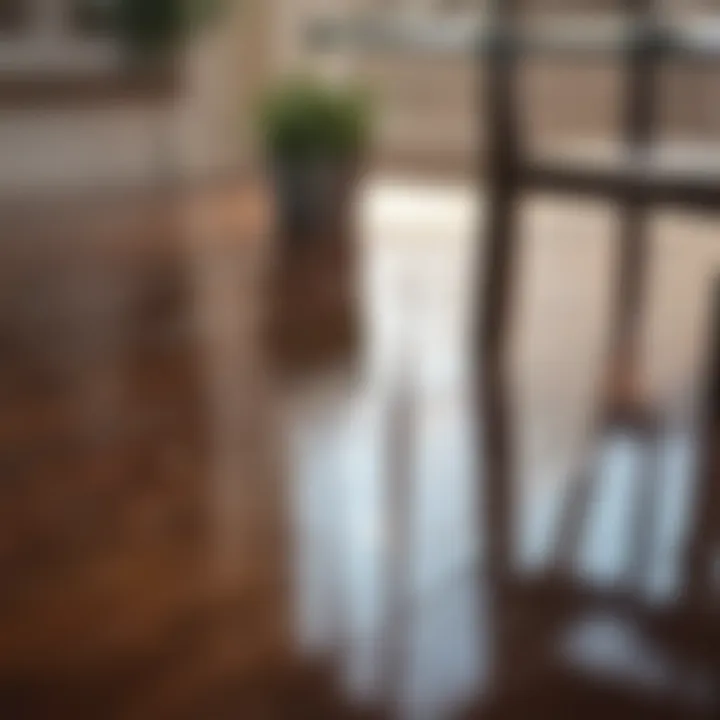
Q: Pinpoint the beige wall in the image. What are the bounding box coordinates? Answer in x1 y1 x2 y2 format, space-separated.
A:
0 0 272 194
0 106 171 193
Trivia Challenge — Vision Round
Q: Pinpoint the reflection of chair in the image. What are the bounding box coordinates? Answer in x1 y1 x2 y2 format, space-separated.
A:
483 0 720 592
309 3 720 714
477 3 720 709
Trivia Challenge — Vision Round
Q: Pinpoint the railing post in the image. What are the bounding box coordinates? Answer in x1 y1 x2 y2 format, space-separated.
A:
476 0 520 584
606 0 658 427
685 274 720 602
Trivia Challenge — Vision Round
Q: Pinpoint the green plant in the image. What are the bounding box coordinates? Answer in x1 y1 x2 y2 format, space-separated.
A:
258 79 371 161
115 0 229 58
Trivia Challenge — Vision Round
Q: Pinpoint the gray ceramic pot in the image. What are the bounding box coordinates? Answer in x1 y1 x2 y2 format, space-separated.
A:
271 156 357 244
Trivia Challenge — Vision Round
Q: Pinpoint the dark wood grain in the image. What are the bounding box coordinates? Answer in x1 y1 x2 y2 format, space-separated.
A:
0 183 718 719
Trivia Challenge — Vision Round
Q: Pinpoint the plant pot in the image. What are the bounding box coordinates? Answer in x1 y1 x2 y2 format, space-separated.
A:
270 155 358 245
265 155 361 373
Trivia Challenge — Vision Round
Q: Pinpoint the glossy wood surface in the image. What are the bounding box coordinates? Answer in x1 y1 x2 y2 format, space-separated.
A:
0 180 718 718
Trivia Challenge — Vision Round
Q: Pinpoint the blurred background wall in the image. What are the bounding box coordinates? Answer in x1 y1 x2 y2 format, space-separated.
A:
0 0 717 193
291 0 720 174
0 0 270 193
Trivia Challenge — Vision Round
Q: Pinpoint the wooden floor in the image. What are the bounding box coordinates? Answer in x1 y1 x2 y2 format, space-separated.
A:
0 179 719 719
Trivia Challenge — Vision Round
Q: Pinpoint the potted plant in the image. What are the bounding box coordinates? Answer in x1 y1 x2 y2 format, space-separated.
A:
258 78 371 243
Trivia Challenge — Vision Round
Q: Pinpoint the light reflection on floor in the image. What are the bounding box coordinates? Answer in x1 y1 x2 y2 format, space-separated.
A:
281 180 718 717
